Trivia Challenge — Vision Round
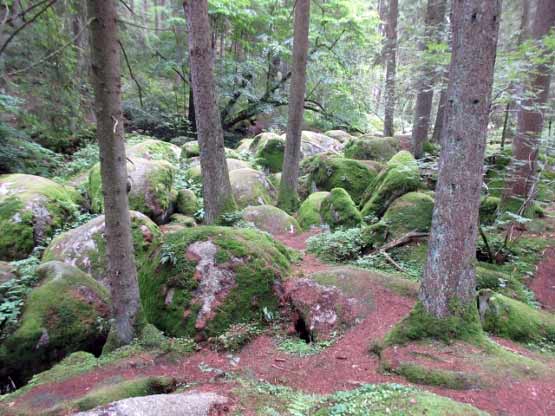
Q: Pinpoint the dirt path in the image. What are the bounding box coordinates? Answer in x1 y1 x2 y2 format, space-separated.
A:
8 229 555 416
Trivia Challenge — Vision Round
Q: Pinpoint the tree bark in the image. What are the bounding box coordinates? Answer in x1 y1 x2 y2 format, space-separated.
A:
502 0 555 203
278 0 311 212
431 87 447 143
383 0 398 137
183 0 236 224
420 0 502 319
87 0 141 346
410 0 448 158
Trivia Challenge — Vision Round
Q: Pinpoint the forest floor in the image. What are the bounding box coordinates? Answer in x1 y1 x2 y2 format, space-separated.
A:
3 225 555 415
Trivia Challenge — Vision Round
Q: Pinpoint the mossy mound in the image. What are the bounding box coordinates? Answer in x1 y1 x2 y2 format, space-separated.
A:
479 290 555 343
479 196 500 225
139 226 294 338
86 157 177 224
298 130 344 157
0 174 80 261
254 136 286 173
321 188 362 230
175 189 199 216
476 267 530 304
249 132 283 153
360 151 421 219
297 191 330 229
242 205 300 235
343 136 400 162
0 261 110 388
229 168 277 209
42 211 162 288
300 154 378 204
126 139 181 165
381 192 434 239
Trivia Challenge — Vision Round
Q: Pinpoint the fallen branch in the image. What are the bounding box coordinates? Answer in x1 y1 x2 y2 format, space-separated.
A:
381 251 407 273
371 231 429 255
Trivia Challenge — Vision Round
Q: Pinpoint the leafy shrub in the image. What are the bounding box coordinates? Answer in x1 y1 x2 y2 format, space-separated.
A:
306 228 364 262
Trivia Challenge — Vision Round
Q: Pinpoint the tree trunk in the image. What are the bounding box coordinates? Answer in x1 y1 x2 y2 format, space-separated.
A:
383 0 398 137
411 0 448 158
183 0 236 224
502 0 555 204
188 76 196 134
420 0 502 319
87 0 142 347
431 87 447 143
278 0 311 213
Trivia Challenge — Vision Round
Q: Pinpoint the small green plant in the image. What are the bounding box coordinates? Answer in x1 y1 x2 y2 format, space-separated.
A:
213 322 263 351
307 228 364 262
277 336 335 357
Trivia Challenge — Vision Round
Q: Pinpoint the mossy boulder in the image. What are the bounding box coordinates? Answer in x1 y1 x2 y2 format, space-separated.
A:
236 138 254 154
126 139 181 166
181 141 200 159
169 214 196 227
381 192 434 239
300 155 378 204
86 157 177 224
139 226 294 338
0 261 110 387
343 136 400 162
478 290 555 343
0 174 80 261
298 191 330 230
242 205 300 235
42 211 162 288
249 132 283 153
324 130 353 143
175 189 199 216
229 168 277 209
476 267 530 304
360 151 421 219
0 261 18 285
255 136 286 173
479 196 500 225
184 158 250 184
321 188 362 230
298 131 344 157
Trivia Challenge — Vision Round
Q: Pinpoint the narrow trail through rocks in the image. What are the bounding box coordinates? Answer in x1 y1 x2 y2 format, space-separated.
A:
8 229 555 416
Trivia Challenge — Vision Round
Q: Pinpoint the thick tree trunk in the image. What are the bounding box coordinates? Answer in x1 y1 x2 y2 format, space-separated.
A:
431 87 447 143
383 0 398 137
502 0 555 203
420 0 502 318
87 0 141 347
278 0 311 213
183 0 236 224
411 0 447 158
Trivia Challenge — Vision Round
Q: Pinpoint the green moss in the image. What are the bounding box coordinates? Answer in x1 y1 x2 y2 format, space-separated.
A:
75 376 176 411
138 226 294 338
181 141 200 159
277 181 300 214
229 168 276 209
242 205 300 234
0 261 110 386
300 155 378 204
297 191 329 229
360 151 421 219
127 139 181 165
255 137 285 173
320 188 362 230
176 188 199 216
476 267 530 304
391 362 480 390
479 196 500 225
383 301 484 347
343 136 400 162
381 192 434 238
0 174 80 260
479 290 555 343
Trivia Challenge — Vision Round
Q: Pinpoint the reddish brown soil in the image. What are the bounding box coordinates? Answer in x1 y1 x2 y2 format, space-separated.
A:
6 230 555 416
530 247 555 311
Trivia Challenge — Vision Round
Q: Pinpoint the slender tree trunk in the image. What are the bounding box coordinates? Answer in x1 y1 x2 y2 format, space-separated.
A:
383 0 398 137
278 0 311 213
431 87 447 143
183 0 236 224
87 0 142 347
502 0 555 204
420 0 502 319
411 0 448 158
188 76 196 134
